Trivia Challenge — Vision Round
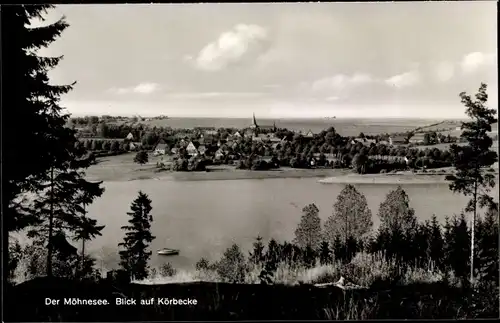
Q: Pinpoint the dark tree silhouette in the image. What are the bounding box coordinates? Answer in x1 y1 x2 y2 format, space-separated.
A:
447 83 498 283
119 191 156 280
134 151 149 166
249 235 265 265
3 5 106 278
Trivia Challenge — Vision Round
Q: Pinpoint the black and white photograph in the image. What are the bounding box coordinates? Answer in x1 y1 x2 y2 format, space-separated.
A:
3 1 499 321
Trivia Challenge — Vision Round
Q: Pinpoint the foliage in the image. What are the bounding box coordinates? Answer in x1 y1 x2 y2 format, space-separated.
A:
318 241 333 265
159 263 176 277
215 244 248 283
447 83 498 282
118 191 156 280
249 236 266 265
134 151 149 165
324 185 373 246
293 203 322 249
377 186 417 233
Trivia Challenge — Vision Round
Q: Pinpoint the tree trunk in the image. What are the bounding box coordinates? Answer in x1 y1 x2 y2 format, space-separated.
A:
80 203 86 278
471 180 478 284
47 167 54 277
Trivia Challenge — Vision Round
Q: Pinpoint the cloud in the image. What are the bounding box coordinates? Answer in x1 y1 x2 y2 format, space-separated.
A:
191 24 271 71
325 96 340 101
263 84 282 89
385 70 420 88
433 61 455 82
109 82 160 95
310 73 375 93
165 92 265 100
461 52 496 74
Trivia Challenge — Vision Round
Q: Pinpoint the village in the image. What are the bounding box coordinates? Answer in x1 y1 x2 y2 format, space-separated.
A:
71 113 482 175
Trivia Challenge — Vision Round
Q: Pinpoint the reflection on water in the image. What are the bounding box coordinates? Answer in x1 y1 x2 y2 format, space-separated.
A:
84 178 496 270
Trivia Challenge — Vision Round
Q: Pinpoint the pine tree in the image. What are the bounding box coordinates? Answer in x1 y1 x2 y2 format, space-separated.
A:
428 214 445 270
319 241 333 265
477 206 499 285
249 235 265 265
333 235 345 263
119 191 156 280
293 203 322 250
3 5 106 279
3 5 74 233
446 214 471 282
448 83 498 283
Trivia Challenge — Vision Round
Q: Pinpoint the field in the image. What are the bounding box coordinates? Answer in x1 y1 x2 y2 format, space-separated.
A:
415 140 498 151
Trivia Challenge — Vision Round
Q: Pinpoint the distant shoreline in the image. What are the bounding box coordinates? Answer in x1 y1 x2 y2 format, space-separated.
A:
85 167 498 184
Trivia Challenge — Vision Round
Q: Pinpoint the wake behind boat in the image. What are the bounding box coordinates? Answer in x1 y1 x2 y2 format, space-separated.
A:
157 248 180 256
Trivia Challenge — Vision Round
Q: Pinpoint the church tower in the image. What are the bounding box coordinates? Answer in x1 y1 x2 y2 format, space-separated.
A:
250 113 258 129
250 113 259 136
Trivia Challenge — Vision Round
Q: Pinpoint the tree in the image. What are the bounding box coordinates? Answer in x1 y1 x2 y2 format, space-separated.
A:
447 83 498 283
476 206 499 284
377 186 417 233
3 5 75 234
428 214 445 270
293 203 322 249
249 235 265 265
134 151 149 166
3 5 108 279
323 185 373 248
110 140 120 152
119 191 156 280
216 244 248 283
318 241 333 265
352 152 368 174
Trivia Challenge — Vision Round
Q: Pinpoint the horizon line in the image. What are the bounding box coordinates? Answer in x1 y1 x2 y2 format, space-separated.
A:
67 113 468 121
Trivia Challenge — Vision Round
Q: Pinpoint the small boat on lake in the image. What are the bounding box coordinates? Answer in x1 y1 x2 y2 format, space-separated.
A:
157 248 180 256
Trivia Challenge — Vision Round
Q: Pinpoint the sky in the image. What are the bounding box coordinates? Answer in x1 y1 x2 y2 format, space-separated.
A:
34 2 497 119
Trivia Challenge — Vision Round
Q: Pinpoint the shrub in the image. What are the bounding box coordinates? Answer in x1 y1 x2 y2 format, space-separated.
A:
159 262 176 277
216 244 248 283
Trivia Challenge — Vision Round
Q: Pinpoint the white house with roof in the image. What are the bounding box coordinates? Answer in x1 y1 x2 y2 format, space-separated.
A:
153 142 169 155
186 141 199 156
305 130 314 138
126 132 134 140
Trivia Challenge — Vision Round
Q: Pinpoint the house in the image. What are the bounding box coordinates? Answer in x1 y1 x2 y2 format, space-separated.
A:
389 135 407 146
271 143 281 150
244 129 254 138
175 132 191 139
269 137 281 143
198 145 207 155
305 130 314 138
204 130 218 136
252 136 263 142
409 133 426 144
126 132 134 140
153 142 169 155
179 139 189 148
171 147 179 155
234 131 242 138
353 138 376 146
129 142 142 151
186 141 199 156
215 149 225 159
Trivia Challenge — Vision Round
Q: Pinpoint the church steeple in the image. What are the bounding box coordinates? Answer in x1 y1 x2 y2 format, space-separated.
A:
252 113 258 128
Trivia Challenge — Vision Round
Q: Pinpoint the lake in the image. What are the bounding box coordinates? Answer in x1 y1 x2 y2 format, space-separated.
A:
85 177 494 271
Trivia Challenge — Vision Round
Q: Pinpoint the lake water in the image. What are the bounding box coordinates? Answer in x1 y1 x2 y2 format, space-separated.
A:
85 177 495 271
